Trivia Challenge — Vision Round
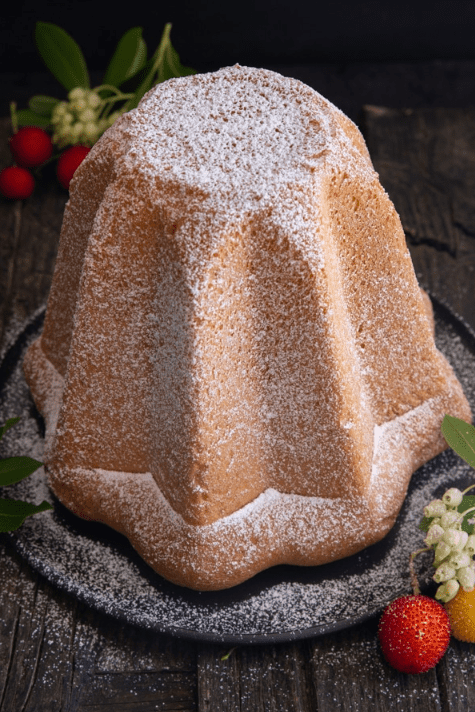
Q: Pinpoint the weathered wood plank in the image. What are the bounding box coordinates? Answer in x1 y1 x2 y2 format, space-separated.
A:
309 620 443 711
0 540 24 708
0 536 199 712
239 643 316 712
6 168 66 322
0 540 77 712
93 627 197 675
0 116 65 352
76 671 196 711
197 644 241 710
197 642 317 712
436 639 475 712
0 116 20 349
3 105 475 710
362 106 475 330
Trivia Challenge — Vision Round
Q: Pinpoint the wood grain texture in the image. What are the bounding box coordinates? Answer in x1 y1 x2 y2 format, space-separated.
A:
309 620 444 711
363 106 475 329
0 116 66 351
198 642 316 712
2 106 475 710
0 539 198 712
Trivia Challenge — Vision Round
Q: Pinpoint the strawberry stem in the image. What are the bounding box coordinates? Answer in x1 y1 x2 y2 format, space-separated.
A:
409 547 432 595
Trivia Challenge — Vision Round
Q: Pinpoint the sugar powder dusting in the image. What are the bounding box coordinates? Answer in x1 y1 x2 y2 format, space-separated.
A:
1 300 474 640
19 66 471 592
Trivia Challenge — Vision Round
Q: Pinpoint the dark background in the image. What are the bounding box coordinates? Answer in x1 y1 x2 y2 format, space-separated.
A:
1 1 475 125
4 0 475 69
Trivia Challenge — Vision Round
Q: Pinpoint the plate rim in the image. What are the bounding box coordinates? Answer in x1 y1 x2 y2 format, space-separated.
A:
1 293 473 644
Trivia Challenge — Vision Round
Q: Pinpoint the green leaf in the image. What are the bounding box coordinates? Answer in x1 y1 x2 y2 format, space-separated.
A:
160 42 196 83
103 27 148 88
35 21 90 91
0 456 43 487
441 414 475 469
458 494 475 535
0 417 20 440
29 95 59 117
125 23 196 112
15 109 52 128
419 516 433 532
117 56 155 92
0 498 53 533
126 24 171 111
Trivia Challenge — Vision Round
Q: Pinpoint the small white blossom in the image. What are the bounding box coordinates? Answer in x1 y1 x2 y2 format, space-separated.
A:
442 528 467 550
434 540 452 564
79 108 96 123
52 85 131 148
442 488 464 508
56 127 72 145
68 87 87 100
441 510 460 529
62 112 74 126
424 523 445 546
71 97 87 113
464 534 475 556
424 500 447 518
70 122 83 139
454 530 469 551
53 101 69 118
82 121 100 141
434 562 457 583
87 91 101 108
457 565 475 590
435 579 460 603
448 551 471 569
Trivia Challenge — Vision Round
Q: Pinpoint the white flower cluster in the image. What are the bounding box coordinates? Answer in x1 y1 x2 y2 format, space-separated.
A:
424 488 475 603
51 88 124 148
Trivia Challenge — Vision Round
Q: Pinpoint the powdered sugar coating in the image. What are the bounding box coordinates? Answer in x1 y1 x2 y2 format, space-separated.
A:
126 64 369 203
21 66 471 590
2 299 475 641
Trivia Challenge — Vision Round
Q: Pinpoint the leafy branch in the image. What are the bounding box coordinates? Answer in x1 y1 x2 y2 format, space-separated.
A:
420 414 475 536
0 417 52 532
14 21 195 131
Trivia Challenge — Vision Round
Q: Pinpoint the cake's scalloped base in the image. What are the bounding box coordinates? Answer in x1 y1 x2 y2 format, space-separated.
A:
24 335 469 590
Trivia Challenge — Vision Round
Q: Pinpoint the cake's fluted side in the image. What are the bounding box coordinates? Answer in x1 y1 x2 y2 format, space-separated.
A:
22 65 472 589
22 334 472 590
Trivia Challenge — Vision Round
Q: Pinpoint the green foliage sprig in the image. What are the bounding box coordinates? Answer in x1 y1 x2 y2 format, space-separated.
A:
417 414 475 602
13 21 195 143
0 417 52 532
420 415 475 535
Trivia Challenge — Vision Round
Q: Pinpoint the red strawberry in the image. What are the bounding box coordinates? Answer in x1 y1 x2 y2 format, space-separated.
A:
9 126 53 168
0 166 35 199
378 594 451 673
56 145 90 190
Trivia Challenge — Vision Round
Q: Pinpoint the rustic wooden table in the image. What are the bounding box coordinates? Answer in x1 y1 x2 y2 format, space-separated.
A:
1 74 475 710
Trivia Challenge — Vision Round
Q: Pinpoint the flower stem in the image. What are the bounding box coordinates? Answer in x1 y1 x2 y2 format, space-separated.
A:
457 506 475 524
123 22 172 112
100 93 134 105
409 547 432 595
93 84 124 95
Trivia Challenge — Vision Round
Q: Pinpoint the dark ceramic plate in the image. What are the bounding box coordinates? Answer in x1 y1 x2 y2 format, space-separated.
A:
1 297 474 644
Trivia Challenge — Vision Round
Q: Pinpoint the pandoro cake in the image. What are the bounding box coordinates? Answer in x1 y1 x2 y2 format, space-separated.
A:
23 65 471 590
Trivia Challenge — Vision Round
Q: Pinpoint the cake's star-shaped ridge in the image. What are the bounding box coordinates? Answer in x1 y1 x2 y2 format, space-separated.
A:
23 66 471 589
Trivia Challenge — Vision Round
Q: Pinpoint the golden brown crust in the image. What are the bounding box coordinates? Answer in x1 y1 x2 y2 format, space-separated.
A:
23 66 471 590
